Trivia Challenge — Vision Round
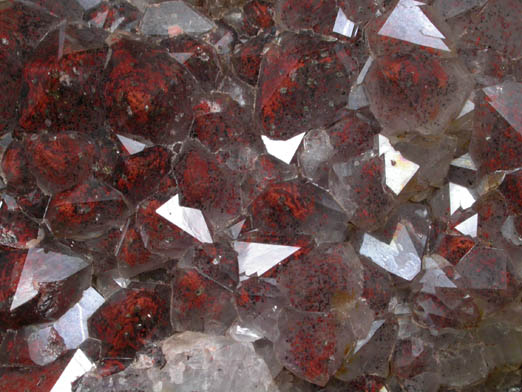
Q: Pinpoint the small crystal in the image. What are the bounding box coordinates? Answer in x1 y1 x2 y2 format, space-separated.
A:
483 81 522 135
116 134 147 155
140 1 216 36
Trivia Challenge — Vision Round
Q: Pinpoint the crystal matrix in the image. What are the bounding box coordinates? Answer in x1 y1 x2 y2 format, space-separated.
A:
0 0 520 391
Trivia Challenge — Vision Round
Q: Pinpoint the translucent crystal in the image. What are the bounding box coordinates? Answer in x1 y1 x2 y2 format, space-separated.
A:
54 287 105 350
160 332 278 392
483 81 522 135
140 1 216 36
359 222 422 281
10 248 89 311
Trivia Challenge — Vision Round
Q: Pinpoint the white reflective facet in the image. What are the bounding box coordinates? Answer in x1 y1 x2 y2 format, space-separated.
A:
228 322 264 343
140 1 216 36
378 135 419 195
359 223 422 281
353 319 385 354
454 213 478 237
116 134 147 155
114 277 131 288
27 326 60 366
457 99 475 119
356 57 374 85
233 241 301 279
449 182 476 214
384 150 419 195
261 132 306 164
50 350 94 392
10 249 89 311
483 81 522 135
378 134 394 156
226 219 245 240
156 194 213 243
420 255 457 294
501 216 522 246
378 0 450 51
54 287 105 349
348 84 369 110
451 153 477 170
333 8 357 38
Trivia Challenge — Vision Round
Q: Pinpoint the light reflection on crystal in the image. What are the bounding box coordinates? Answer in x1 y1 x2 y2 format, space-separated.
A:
10 248 89 311
360 222 422 281
420 255 458 294
116 134 147 155
333 8 357 38
501 215 522 246
378 0 450 51
457 99 475 119
155 194 213 243
451 153 477 170
356 57 374 85
483 81 522 135
54 287 105 350
232 241 301 279
353 319 385 354
454 213 478 237
449 182 476 214
140 1 215 36
261 132 305 164
50 349 94 392
378 135 419 195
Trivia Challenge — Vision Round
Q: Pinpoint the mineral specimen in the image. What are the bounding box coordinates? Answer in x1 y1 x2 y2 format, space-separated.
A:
0 0 519 391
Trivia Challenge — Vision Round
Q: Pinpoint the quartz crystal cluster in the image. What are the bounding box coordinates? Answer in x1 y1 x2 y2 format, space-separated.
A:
0 0 521 391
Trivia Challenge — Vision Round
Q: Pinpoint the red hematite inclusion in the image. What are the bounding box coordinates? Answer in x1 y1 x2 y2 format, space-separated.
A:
0 0 521 391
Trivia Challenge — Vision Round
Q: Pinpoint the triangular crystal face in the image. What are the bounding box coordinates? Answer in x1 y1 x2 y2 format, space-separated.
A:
49 349 94 392
451 153 477 170
261 132 306 164
116 134 147 155
378 0 451 51
483 81 522 135
232 241 301 279
155 194 213 243
10 248 89 311
454 213 478 237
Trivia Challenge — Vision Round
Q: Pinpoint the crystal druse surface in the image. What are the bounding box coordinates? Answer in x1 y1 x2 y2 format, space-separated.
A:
0 0 521 391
